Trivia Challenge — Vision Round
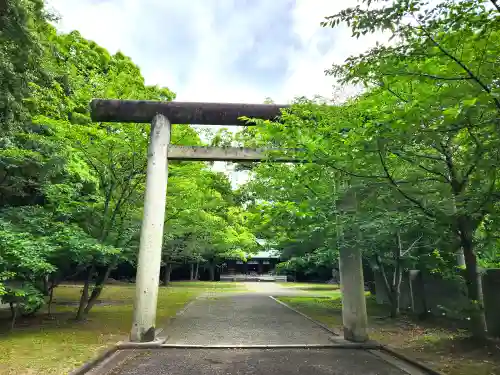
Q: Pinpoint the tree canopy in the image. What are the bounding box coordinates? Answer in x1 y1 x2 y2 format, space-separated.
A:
0 0 256 320
237 0 500 338
2 0 500 341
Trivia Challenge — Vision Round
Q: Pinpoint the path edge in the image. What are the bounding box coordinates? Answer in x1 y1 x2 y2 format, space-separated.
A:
67 346 118 375
269 296 343 337
68 295 200 375
377 346 443 375
270 295 443 375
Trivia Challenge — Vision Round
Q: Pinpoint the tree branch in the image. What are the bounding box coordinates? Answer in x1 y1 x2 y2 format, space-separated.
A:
439 141 461 194
474 168 498 214
401 235 422 257
0 170 9 186
303 183 320 198
101 170 142 242
490 0 500 12
374 254 394 305
458 128 485 191
377 145 436 219
388 149 450 182
418 24 500 111
296 144 387 179
377 81 409 103
324 161 386 179
381 71 475 81
78 146 107 190
402 150 444 161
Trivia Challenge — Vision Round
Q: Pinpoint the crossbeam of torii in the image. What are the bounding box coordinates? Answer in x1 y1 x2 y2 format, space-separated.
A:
90 99 368 343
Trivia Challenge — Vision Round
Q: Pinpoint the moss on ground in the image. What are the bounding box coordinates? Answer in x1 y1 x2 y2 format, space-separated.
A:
0 282 242 375
278 294 500 375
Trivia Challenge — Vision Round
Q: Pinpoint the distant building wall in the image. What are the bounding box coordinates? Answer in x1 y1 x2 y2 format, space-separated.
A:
223 258 280 275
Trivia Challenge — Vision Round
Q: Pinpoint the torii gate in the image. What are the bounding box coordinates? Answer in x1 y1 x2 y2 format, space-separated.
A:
90 99 368 344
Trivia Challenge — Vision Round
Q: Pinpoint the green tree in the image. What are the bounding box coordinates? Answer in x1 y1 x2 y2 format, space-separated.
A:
0 0 50 131
319 0 500 337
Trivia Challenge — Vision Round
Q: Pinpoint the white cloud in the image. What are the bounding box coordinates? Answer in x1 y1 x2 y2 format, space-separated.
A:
47 0 384 187
48 0 381 103
280 0 388 102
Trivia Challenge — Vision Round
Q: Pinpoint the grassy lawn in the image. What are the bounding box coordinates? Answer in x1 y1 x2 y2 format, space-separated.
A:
0 281 240 375
169 281 247 290
279 294 500 375
278 282 341 297
278 282 340 291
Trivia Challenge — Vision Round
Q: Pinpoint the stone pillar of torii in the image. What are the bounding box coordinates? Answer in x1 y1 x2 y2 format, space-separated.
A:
90 99 368 343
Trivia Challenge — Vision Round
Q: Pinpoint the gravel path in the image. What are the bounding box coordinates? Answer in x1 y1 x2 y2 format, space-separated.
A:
88 283 419 374
110 348 408 375
163 294 335 345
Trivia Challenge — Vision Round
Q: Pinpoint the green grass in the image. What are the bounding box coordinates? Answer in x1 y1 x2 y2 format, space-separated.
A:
0 282 230 375
278 282 341 297
278 282 340 290
280 295 344 327
278 294 500 375
169 281 247 290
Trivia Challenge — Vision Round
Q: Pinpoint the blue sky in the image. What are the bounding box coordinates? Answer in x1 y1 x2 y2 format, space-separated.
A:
47 0 381 185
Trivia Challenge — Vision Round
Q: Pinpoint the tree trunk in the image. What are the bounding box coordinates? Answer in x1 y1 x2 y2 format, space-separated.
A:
76 266 93 320
415 270 428 319
9 302 15 319
390 280 402 318
375 256 393 303
451 197 467 268
42 275 49 296
194 261 199 280
407 271 415 313
190 263 195 281
47 280 55 317
209 263 216 281
331 268 339 283
390 233 403 318
456 248 466 267
375 254 402 318
10 302 19 330
83 262 115 315
459 218 487 338
164 263 172 285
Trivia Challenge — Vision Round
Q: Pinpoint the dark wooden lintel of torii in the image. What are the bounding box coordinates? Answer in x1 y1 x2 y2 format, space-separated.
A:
90 99 303 162
90 99 289 125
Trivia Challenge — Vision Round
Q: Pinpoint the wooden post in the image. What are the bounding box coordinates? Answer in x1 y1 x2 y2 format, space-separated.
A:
130 114 170 342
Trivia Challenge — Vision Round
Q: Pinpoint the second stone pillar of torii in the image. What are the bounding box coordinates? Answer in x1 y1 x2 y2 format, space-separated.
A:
338 246 368 342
